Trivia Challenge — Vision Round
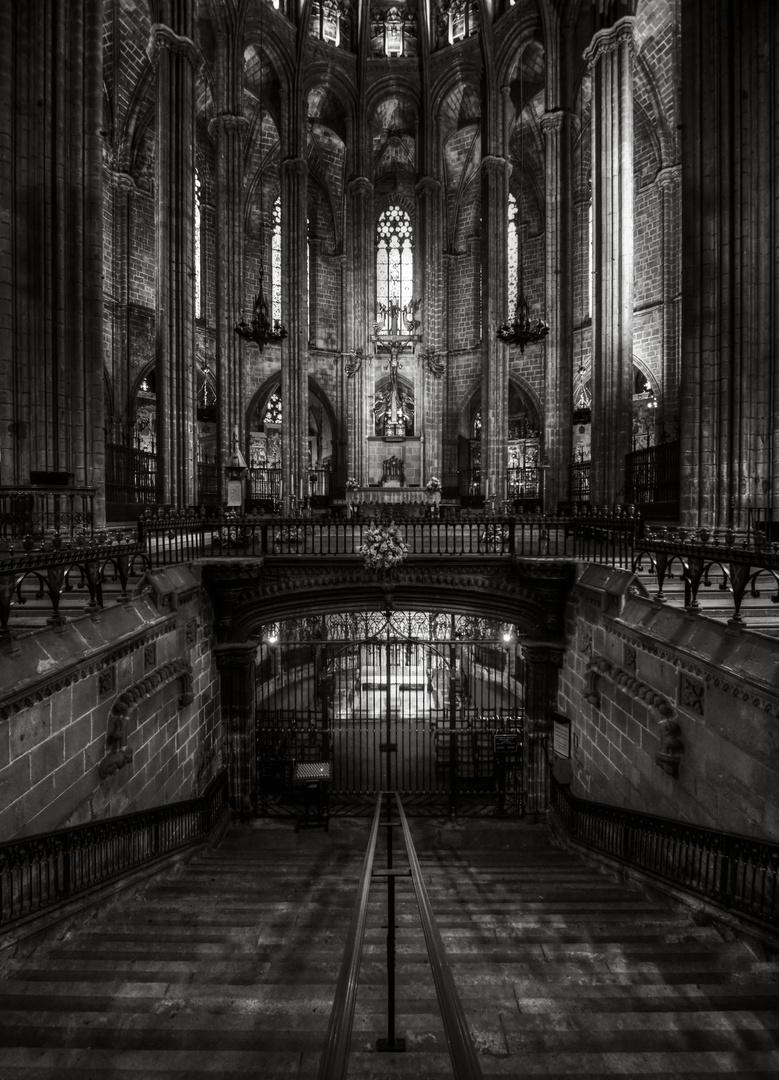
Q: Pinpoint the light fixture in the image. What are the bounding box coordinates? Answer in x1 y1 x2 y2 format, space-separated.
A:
497 50 550 353
234 5 287 353
645 383 658 409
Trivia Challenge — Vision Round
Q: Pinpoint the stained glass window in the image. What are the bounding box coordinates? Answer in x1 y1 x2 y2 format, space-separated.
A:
376 205 413 327
508 192 518 313
272 196 281 326
194 171 202 320
264 392 282 425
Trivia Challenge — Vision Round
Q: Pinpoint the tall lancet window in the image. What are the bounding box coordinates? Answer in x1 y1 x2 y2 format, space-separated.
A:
194 171 202 320
272 195 282 327
375 205 414 327
507 191 519 313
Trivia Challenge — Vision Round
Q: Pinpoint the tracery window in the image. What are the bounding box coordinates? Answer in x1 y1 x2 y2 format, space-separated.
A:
447 0 477 43
194 171 202 320
375 205 414 325
507 192 518 313
310 0 341 45
272 196 282 327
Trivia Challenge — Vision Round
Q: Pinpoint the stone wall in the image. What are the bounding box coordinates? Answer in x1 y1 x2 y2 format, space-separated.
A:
557 565 779 842
0 568 221 840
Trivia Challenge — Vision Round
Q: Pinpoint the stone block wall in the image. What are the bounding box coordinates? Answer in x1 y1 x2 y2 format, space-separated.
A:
0 568 221 841
557 565 779 842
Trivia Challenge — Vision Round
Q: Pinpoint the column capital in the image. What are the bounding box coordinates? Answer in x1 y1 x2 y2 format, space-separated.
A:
540 109 573 136
146 23 200 69
282 155 308 179
347 175 373 199
583 15 636 68
481 154 509 178
655 164 681 190
214 641 257 670
109 169 137 195
208 113 250 140
415 175 441 198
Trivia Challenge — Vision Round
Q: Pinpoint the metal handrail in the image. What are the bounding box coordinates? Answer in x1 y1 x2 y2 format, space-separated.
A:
317 794 484 1080
316 795 383 1080
396 794 485 1080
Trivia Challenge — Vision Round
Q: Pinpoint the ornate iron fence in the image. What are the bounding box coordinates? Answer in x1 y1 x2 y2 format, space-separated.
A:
0 485 96 543
625 440 680 507
106 443 157 505
0 771 228 930
550 777 779 928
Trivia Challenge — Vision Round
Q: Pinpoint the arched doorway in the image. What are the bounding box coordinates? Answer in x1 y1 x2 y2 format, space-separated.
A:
461 381 543 508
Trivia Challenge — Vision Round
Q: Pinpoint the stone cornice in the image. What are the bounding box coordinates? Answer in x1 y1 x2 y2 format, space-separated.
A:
604 617 779 718
583 16 636 68
0 618 177 722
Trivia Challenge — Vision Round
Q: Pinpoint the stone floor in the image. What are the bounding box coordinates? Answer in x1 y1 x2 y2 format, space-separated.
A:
0 816 778 1078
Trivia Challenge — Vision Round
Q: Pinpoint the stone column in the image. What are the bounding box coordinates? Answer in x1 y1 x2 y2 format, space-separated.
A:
346 176 374 481
480 155 511 502
149 20 198 508
0 1 105 515
280 156 308 505
108 170 137 438
522 643 564 818
541 109 574 512
210 108 249 502
215 642 257 817
415 177 444 481
655 166 681 426
584 17 636 507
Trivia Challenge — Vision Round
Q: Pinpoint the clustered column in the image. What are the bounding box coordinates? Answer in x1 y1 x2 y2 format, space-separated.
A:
522 643 564 818
415 176 444 481
149 20 199 507
281 156 308 505
215 643 257 817
584 16 636 508
346 176 374 481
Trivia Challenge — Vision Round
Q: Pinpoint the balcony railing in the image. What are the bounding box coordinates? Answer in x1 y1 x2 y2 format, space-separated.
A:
0 485 96 543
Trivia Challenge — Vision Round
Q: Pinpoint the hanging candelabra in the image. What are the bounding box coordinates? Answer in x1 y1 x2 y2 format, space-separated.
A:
497 51 550 354
235 260 287 352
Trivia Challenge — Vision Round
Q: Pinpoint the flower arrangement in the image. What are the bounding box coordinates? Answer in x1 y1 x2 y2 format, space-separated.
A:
425 476 442 493
345 477 360 491
359 521 409 571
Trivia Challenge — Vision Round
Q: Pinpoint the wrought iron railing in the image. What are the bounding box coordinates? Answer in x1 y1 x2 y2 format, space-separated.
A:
625 439 680 507
550 777 779 929
0 771 228 931
105 443 157 505
249 467 282 507
197 461 220 507
570 460 590 503
0 485 96 543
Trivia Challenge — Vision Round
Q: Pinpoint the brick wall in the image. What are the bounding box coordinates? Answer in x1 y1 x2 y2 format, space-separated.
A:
0 568 222 840
557 565 779 842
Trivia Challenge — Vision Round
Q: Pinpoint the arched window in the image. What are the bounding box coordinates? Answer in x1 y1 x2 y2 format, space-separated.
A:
375 205 414 326
449 0 477 43
309 0 341 45
194 171 202 320
507 192 518 313
272 196 282 327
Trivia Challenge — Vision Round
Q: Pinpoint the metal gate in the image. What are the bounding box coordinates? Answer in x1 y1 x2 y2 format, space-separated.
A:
255 612 525 817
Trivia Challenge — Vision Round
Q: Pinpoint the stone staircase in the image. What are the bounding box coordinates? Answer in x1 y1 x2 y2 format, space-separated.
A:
1 818 778 1078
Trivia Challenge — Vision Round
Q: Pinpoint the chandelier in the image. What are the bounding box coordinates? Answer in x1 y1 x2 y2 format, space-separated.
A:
497 49 550 354
235 262 287 352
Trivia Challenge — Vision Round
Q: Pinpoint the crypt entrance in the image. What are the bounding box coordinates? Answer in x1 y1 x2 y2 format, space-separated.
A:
255 611 528 818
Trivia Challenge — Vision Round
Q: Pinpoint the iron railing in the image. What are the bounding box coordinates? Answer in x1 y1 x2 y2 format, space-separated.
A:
105 443 157 505
625 439 680 507
317 793 484 1080
550 777 779 929
0 485 96 543
249 467 282 507
570 460 591 503
0 771 228 931
197 461 220 507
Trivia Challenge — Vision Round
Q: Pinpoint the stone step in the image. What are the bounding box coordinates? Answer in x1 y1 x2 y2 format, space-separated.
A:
0 820 777 1079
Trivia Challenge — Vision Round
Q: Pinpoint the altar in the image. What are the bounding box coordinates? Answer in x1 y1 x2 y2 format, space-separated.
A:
347 487 428 506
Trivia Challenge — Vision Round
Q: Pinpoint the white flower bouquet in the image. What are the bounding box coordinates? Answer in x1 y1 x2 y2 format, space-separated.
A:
425 476 442 493
359 521 409 571
345 477 360 491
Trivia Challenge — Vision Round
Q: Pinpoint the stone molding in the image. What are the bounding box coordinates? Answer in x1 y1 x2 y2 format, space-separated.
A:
415 176 442 198
540 109 572 136
147 23 200 68
347 176 373 198
583 16 636 68
603 618 779 719
655 164 681 190
0 619 177 722
99 657 194 781
481 155 510 178
109 170 137 195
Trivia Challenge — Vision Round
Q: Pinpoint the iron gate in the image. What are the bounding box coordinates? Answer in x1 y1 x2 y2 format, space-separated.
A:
255 613 525 817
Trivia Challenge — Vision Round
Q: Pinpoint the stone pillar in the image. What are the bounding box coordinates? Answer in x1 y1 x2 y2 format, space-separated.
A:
481 155 511 502
210 108 249 502
522 643 564 817
149 20 198 508
416 176 444 480
346 176 373 481
655 165 681 426
0 1 105 515
680 1 778 528
541 109 574 512
215 642 257 817
108 170 137 438
280 156 308 505
584 17 636 507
